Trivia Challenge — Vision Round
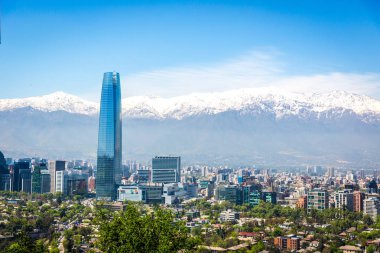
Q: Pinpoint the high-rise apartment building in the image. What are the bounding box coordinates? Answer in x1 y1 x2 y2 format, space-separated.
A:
353 191 365 212
96 72 122 200
364 197 380 220
335 190 354 211
48 160 65 193
307 189 328 213
151 156 181 184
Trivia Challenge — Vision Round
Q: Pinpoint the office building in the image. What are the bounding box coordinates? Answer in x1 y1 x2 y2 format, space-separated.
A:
12 161 31 193
55 170 67 193
0 173 11 191
40 170 51 193
162 183 186 205
48 160 65 193
263 191 277 204
236 186 251 205
140 183 163 204
32 166 42 194
67 173 88 195
117 185 141 202
215 184 238 203
151 156 181 184
137 169 151 183
249 190 262 207
307 189 328 213
0 152 11 191
184 183 198 198
32 165 51 194
96 71 122 200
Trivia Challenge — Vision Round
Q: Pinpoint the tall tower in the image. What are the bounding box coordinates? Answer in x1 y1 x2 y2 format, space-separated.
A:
96 72 122 200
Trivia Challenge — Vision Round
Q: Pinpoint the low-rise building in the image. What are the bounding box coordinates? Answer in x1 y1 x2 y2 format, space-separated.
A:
219 209 239 222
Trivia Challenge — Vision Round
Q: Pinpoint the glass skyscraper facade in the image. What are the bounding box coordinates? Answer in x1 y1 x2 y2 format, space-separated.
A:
96 72 122 200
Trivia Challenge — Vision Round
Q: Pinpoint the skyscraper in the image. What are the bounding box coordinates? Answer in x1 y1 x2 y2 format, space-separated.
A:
96 71 122 200
12 161 31 192
0 151 11 191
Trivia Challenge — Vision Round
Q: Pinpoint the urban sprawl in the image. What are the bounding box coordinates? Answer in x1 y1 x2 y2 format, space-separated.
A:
1 72 380 253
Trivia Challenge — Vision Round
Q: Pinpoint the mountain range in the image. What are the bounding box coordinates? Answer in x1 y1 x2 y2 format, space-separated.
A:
1 89 380 167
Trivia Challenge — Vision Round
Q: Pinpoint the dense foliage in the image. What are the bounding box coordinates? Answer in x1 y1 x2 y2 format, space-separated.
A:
1 193 380 252
96 204 198 253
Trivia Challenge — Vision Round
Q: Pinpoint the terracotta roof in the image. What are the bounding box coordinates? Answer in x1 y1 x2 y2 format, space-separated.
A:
227 243 249 251
239 232 259 237
198 246 227 252
339 245 362 251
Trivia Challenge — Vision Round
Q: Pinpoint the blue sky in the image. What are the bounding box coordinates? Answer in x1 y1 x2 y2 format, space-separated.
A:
1 0 380 100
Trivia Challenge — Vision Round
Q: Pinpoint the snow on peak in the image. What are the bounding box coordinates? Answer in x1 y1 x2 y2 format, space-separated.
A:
1 89 380 121
0 92 99 115
122 88 380 120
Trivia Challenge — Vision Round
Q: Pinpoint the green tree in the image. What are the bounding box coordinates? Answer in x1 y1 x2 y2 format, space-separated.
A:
97 204 198 252
248 241 265 253
366 245 376 253
6 232 47 253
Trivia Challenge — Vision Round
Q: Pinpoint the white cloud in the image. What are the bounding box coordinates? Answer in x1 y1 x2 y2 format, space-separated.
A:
121 50 380 99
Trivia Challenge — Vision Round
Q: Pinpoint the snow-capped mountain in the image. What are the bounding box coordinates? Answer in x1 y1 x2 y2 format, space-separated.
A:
1 89 380 166
0 91 99 115
122 89 380 121
1 89 380 122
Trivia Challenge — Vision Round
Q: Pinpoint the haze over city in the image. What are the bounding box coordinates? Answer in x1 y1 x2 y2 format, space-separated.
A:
1 2 380 252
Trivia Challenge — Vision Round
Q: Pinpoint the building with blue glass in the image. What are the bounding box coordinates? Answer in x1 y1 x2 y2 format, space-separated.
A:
96 71 122 200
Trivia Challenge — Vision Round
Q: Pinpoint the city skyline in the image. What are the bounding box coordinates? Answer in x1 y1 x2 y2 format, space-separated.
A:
2 2 380 252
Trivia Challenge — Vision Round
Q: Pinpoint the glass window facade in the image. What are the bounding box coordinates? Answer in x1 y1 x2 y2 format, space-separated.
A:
151 156 181 184
96 72 122 200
